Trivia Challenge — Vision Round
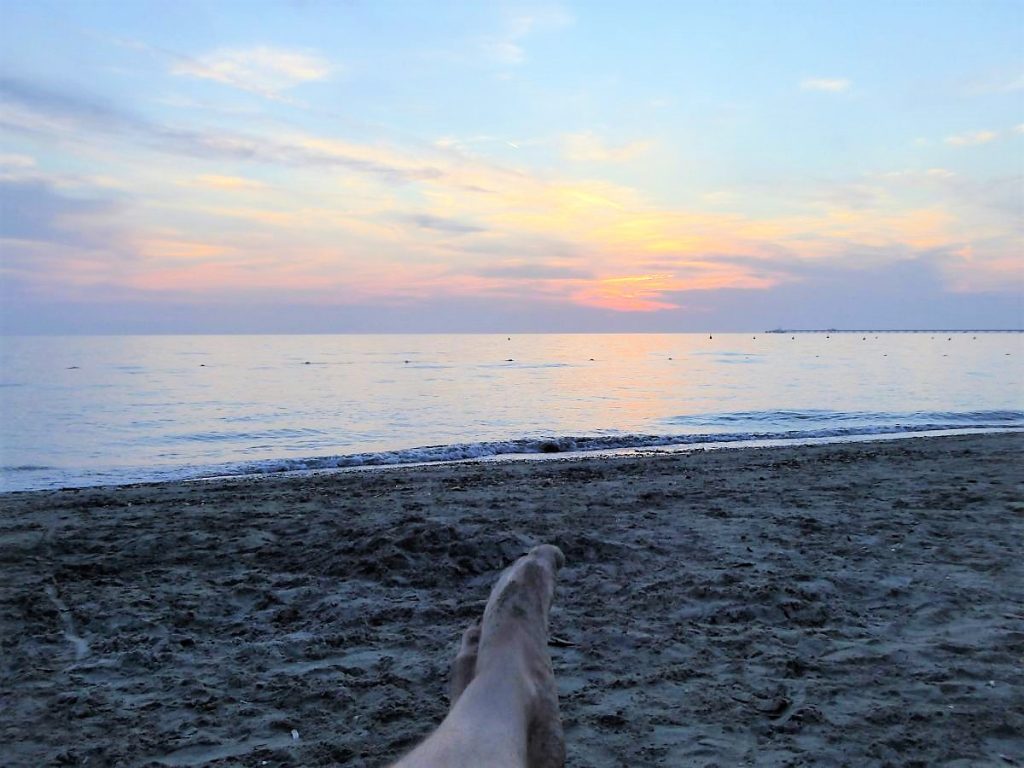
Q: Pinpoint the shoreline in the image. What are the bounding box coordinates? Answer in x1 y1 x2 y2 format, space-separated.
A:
4 425 1022 496
2 432 1022 765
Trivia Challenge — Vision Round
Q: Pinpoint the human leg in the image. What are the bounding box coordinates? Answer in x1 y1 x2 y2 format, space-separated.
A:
392 544 566 768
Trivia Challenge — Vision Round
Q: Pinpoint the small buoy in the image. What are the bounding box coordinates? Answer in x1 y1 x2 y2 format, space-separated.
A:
589 358 595 361
67 365 79 370
668 356 673 360
404 360 409 364
709 335 713 339
304 361 311 365
291 729 300 741
506 358 514 362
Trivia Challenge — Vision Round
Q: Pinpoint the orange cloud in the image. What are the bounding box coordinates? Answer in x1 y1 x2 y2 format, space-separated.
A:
573 269 777 312
129 262 252 292
190 174 266 190
68 116 1008 312
138 237 232 260
578 274 681 311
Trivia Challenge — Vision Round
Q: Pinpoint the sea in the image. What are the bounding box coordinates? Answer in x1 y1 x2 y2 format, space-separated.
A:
1 333 1021 493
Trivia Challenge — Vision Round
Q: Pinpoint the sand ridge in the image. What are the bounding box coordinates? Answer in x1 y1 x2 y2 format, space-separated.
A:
1 433 1022 766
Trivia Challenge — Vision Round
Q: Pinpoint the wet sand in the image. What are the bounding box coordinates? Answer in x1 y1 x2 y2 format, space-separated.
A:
2 433 1022 767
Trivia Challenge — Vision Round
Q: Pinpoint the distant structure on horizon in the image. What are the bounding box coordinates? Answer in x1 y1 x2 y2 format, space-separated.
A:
764 328 1022 334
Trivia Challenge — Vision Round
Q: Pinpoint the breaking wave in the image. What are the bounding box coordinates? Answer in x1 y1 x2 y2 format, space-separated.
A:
201 409 1023 478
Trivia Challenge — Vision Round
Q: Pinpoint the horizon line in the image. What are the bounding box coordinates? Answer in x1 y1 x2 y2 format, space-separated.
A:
3 329 1023 337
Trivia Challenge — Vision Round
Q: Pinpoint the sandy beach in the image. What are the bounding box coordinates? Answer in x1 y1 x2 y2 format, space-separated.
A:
2 432 1022 767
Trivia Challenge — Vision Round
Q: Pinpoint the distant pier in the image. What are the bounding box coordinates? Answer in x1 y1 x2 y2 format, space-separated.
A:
763 329 1022 334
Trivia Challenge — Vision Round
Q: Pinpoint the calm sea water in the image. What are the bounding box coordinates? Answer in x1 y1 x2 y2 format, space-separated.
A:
1 333 1021 492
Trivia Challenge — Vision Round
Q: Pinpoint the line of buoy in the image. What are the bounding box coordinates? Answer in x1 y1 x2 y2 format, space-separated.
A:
61 339 1018 374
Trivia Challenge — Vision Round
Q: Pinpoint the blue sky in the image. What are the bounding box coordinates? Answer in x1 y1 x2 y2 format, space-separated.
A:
1 0 1021 332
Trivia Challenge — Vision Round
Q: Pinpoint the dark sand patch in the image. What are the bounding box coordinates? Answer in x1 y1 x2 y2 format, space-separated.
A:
1 433 1022 766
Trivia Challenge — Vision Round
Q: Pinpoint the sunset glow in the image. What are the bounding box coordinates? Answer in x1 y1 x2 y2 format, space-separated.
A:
1 1 1021 331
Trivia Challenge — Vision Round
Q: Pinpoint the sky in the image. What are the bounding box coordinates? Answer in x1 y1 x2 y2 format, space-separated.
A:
1 0 1022 333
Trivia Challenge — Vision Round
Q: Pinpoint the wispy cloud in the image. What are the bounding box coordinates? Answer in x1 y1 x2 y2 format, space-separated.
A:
0 153 36 170
189 174 266 190
473 263 591 280
0 76 139 134
3 74 1016 314
0 178 133 293
1002 73 1024 91
872 168 956 181
397 213 485 235
968 72 1024 94
482 39 527 65
136 237 234 262
480 6 573 65
0 77 446 185
562 131 651 163
945 130 997 146
171 46 331 98
800 77 851 93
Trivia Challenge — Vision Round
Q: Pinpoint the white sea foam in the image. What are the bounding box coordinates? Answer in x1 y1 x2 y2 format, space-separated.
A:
5 420 1022 492
211 413 1023 477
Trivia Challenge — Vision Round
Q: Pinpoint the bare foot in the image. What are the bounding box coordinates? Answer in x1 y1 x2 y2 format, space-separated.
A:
393 545 566 768
449 621 480 709
477 544 566 768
